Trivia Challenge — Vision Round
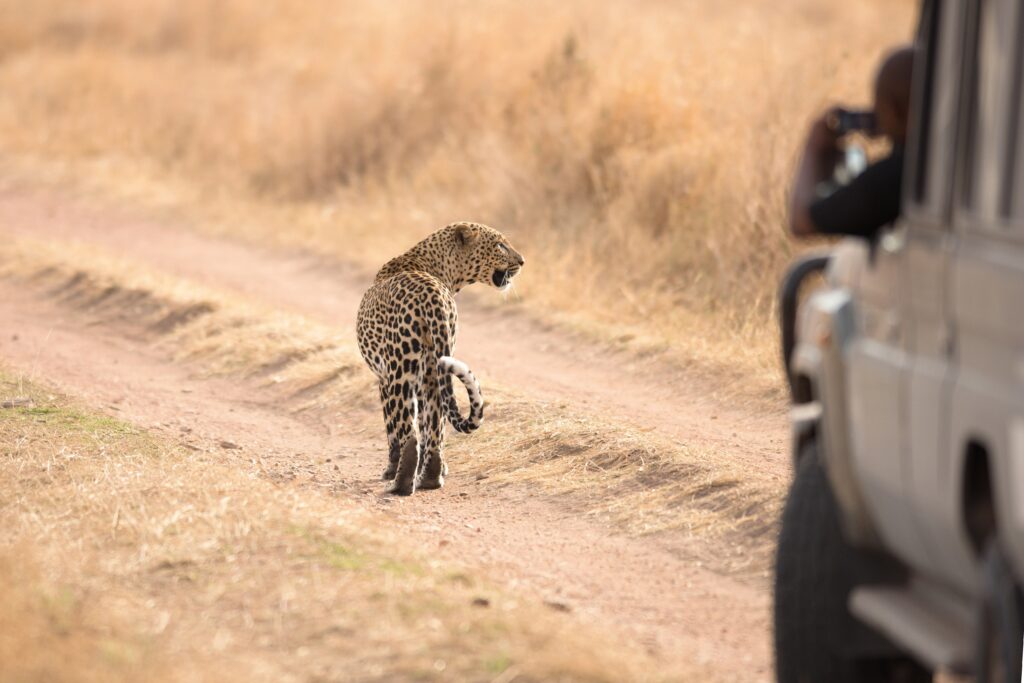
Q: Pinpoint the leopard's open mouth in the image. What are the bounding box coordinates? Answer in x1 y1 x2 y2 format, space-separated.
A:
492 267 520 288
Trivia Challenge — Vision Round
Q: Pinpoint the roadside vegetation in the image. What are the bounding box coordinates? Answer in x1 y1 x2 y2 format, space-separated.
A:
0 0 913 392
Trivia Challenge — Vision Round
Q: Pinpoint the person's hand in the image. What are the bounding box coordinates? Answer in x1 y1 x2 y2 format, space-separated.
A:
807 109 842 154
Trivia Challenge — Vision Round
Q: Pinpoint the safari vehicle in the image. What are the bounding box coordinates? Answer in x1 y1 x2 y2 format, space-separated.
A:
774 0 1024 681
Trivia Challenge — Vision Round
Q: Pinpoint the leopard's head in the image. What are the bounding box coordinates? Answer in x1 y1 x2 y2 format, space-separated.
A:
447 222 524 291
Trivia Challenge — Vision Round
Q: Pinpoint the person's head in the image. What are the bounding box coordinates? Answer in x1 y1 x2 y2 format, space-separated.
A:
873 46 915 144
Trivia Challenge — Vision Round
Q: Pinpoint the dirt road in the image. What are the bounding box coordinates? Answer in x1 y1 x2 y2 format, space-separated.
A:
0 184 787 478
0 183 788 681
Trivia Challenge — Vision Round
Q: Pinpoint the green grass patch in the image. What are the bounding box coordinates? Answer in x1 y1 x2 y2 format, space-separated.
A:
9 405 135 434
0 371 166 490
484 653 513 674
293 526 425 577
316 537 367 571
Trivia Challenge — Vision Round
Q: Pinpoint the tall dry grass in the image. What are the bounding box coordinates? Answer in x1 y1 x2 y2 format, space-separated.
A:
0 0 914 380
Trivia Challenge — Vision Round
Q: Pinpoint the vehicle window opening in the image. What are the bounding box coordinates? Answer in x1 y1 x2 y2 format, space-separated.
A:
1004 1 1024 219
910 0 940 204
958 0 984 210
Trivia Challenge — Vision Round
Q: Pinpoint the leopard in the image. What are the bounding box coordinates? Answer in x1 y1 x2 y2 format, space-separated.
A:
356 222 525 495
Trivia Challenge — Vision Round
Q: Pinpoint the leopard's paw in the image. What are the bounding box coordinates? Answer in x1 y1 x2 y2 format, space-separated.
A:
387 479 415 496
416 474 444 490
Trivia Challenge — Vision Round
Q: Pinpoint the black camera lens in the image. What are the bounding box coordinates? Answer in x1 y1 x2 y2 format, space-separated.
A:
827 109 877 136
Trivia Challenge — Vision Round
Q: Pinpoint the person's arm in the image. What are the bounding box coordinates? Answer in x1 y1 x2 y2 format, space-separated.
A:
806 152 903 239
789 115 840 236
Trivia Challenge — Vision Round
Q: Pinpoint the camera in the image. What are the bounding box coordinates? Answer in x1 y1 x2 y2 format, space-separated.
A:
826 108 877 136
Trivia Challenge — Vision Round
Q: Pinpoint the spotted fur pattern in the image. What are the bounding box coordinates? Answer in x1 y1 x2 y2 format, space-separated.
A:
356 222 524 495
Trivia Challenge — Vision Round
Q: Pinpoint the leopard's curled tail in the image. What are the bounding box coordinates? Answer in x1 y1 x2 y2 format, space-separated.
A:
438 356 483 433
413 320 483 435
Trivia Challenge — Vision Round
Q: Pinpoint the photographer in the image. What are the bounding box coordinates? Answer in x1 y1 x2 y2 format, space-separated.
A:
789 47 915 239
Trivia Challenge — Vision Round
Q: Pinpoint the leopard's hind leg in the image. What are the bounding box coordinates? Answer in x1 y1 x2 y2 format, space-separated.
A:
384 372 418 496
378 381 401 481
415 320 448 490
415 367 446 490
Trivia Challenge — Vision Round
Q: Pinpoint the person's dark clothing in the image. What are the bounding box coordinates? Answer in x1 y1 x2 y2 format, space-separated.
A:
809 146 904 239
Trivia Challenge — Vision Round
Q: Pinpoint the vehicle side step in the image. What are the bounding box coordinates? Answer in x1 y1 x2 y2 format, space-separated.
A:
849 579 973 674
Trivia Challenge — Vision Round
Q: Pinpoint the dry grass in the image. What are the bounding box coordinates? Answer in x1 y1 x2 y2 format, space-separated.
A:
0 0 914 385
0 553 169 683
1 369 693 682
2 236 784 577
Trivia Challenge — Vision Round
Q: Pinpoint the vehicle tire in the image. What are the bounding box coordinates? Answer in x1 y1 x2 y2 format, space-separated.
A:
774 442 932 683
975 541 1024 683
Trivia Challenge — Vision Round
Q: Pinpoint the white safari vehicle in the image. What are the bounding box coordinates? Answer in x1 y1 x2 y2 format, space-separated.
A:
774 1 1024 681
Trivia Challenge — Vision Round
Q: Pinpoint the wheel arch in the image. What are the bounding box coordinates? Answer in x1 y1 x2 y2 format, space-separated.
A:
789 370 820 470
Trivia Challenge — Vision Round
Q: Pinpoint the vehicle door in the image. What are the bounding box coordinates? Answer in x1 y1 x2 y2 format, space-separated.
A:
845 0 964 575
947 0 1024 590
898 0 986 591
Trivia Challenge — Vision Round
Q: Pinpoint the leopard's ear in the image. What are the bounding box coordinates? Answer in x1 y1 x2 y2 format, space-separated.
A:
453 223 479 248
